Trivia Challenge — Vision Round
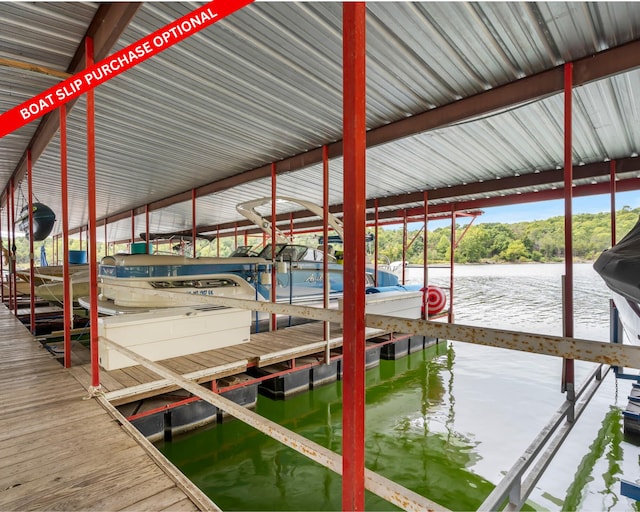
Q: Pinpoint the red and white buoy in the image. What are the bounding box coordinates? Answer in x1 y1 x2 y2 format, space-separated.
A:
421 285 447 317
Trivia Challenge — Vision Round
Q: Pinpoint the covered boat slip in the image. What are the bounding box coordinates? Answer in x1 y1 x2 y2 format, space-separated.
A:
0 304 216 511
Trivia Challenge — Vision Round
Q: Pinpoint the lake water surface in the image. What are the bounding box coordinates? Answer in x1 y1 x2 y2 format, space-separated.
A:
159 263 640 511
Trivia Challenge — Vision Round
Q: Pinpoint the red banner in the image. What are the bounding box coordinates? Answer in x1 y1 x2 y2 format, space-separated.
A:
0 0 253 138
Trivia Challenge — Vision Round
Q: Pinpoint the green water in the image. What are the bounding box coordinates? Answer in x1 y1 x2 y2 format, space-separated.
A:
158 264 640 511
159 343 496 511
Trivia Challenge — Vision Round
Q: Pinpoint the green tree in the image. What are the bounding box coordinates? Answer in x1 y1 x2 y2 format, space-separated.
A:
456 225 491 262
501 239 530 261
435 233 450 261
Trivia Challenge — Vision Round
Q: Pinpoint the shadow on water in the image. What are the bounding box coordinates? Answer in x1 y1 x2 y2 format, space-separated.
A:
159 343 498 511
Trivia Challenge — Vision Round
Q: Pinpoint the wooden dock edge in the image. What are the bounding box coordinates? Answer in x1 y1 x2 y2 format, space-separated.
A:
95 394 221 511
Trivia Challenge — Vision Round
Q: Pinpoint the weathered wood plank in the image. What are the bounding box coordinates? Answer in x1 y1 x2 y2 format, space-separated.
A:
119 487 195 511
0 414 116 466
76 472 179 511
0 304 205 511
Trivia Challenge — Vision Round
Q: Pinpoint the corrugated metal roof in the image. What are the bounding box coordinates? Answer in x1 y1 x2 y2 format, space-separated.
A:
1 2 640 242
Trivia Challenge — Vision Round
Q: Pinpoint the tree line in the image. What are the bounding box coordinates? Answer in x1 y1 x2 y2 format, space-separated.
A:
375 206 639 264
3 206 639 267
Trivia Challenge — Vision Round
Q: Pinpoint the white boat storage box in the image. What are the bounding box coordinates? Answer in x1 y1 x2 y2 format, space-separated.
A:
98 305 251 370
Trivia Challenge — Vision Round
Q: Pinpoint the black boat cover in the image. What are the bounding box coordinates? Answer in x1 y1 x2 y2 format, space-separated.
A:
16 203 56 241
594 216 640 304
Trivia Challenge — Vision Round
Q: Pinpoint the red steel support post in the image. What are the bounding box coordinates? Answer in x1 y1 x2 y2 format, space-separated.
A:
130 209 135 251
342 3 366 510
60 105 72 367
322 145 331 360
145 204 150 254
86 37 100 390
289 213 293 241
402 210 407 285
374 199 379 286
234 223 238 250
610 160 617 246
11 179 17 315
448 206 456 324
271 162 277 332
27 150 36 333
562 63 575 397
192 189 197 258
6 182 14 312
423 190 428 291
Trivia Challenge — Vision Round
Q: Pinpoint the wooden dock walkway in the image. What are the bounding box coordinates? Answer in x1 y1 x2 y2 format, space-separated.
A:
0 304 216 511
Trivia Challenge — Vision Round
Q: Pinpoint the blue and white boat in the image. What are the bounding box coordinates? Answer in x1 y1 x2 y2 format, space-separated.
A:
92 197 417 314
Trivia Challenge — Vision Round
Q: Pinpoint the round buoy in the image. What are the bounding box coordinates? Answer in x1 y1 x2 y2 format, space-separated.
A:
425 285 446 315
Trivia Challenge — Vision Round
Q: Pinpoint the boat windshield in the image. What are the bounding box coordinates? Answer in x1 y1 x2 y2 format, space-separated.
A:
257 244 305 262
229 245 260 257
257 244 336 263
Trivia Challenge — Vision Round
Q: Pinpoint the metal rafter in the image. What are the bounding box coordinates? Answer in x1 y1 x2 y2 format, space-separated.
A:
0 3 142 208
78 38 640 228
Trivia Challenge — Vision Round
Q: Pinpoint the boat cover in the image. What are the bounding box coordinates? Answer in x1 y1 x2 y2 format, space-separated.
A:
16 203 56 241
594 216 640 304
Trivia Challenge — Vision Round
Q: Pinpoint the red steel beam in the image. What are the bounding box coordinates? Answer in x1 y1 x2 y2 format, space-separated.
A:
68 38 640 224
27 150 36 333
199 170 640 240
86 37 100 390
182 154 640 241
365 156 640 210
562 63 574 393
342 4 366 509
610 160 617 246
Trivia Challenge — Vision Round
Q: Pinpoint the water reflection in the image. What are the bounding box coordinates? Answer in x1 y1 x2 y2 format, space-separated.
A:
159 263 639 511
159 343 496 511
563 406 623 511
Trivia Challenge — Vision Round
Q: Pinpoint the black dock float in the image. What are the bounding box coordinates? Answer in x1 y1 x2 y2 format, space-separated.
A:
250 363 311 400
